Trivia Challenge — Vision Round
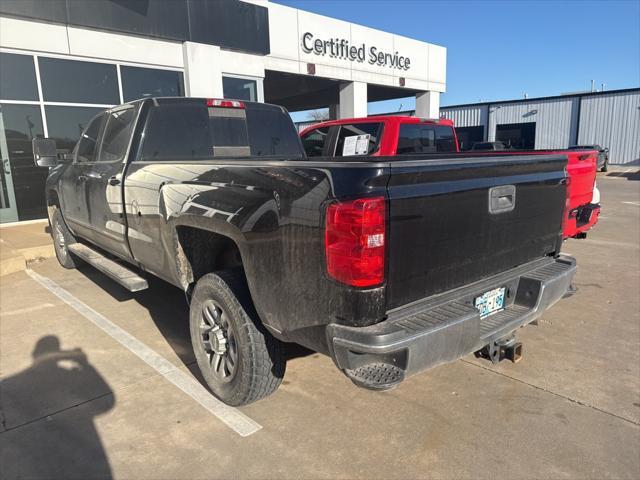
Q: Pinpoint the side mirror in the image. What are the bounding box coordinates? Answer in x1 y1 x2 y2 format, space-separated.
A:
32 138 58 167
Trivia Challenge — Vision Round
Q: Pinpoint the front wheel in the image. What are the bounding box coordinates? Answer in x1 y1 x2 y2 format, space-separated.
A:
50 207 83 269
189 270 286 406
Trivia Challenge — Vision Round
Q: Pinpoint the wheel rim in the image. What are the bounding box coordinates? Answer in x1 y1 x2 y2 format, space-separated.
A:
199 300 238 382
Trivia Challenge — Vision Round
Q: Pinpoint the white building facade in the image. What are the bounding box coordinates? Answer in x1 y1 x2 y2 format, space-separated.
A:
0 0 446 223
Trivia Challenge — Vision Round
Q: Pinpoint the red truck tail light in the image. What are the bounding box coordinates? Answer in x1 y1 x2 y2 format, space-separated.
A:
325 196 386 287
206 99 245 109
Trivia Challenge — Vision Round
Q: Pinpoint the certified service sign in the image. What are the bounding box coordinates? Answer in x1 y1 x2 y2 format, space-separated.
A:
301 32 411 70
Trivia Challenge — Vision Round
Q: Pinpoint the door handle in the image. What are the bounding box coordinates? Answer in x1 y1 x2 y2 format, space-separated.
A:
2 158 10 175
77 174 88 182
108 176 121 186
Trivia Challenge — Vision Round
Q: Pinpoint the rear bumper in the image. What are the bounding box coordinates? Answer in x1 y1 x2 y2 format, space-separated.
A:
327 255 576 381
565 203 600 238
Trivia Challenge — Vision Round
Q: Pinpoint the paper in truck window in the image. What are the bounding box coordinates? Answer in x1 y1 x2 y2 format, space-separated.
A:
342 134 370 156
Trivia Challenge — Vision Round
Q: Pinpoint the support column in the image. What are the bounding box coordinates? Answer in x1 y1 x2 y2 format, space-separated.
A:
328 104 339 120
415 91 440 119
182 42 223 98
338 81 367 119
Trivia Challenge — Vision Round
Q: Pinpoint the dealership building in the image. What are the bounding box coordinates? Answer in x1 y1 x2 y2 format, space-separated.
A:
0 0 446 223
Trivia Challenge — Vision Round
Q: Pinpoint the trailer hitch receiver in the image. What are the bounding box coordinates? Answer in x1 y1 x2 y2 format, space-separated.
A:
476 336 523 364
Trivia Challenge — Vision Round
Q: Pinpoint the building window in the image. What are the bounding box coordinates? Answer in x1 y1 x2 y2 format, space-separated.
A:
496 122 536 150
1 51 187 223
39 57 119 104
0 103 46 220
45 106 105 152
223 76 257 102
0 53 39 101
120 66 184 102
455 126 485 151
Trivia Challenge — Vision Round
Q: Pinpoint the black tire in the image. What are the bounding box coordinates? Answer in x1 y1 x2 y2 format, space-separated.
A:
50 207 83 269
601 161 608 172
189 270 285 406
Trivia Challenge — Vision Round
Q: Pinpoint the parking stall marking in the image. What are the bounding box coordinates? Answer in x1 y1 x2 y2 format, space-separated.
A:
26 269 262 437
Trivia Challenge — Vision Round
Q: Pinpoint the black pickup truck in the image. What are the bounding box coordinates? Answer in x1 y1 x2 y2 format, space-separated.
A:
33 97 576 405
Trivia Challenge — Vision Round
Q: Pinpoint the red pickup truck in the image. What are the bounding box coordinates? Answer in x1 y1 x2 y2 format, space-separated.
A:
300 116 600 239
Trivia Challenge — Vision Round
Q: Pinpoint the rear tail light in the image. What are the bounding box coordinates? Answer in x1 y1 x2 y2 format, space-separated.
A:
325 196 386 287
206 99 245 109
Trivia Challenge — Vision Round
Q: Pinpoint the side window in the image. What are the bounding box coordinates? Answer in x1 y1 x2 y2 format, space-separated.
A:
245 107 303 158
335 123 382 157
397 124 435 154
76 113 107 163
301 127 330 157
434 125 457 152
99 105 138 162
140 104 211 161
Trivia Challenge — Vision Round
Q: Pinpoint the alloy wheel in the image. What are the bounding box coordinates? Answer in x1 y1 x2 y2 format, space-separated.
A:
199 300 238 382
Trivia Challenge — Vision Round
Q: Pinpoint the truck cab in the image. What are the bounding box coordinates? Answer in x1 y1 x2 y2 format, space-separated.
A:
300 116 459 157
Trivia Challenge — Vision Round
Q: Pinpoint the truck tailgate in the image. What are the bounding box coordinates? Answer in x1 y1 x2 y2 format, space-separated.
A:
386 154 567 309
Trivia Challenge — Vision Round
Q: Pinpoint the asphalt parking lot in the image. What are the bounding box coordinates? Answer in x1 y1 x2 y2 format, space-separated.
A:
1 170 639 479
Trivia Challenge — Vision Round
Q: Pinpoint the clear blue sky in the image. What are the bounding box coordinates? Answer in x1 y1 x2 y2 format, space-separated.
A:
275 0 640 119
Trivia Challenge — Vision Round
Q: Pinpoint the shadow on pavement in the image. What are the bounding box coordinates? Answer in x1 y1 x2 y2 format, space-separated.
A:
1 336 114 479
75 266 314 385
606 170 640 181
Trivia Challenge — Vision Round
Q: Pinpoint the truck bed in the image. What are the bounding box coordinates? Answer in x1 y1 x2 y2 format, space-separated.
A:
123 152 567 354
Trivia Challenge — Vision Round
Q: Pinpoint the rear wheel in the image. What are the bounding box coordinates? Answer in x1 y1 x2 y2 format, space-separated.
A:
189 270 285 406
50 207 83 269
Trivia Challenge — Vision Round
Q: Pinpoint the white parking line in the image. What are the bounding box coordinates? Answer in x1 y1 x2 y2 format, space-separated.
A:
26 269 262 437
622 201 640 206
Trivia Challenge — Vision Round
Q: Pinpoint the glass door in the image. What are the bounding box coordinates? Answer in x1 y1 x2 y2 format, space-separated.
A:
0 106 19 223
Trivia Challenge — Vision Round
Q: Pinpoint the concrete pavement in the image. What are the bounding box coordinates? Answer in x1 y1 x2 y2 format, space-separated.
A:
0 220 54 276
0 171 639 479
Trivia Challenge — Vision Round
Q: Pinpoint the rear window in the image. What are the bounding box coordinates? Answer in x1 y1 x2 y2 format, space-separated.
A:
397 124 457 154
335 123 382 157
139 103 302 161
245 107 303 158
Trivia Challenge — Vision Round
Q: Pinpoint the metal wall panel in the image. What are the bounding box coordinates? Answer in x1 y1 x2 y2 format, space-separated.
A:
578 91 640 165
441 105 487 128
486 97 578 148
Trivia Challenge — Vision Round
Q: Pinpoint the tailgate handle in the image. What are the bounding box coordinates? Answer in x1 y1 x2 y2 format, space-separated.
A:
489 185 516 214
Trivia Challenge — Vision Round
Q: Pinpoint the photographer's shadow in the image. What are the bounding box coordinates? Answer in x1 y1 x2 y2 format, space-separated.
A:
1 336 114 479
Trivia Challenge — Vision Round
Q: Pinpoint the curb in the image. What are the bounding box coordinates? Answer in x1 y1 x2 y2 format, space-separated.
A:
0 244 55 277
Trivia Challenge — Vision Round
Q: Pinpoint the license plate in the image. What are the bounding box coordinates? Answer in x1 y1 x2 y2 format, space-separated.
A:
474 287 506 318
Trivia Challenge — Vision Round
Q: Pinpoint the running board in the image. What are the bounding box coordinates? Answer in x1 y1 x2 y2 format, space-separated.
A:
67 243 148 292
